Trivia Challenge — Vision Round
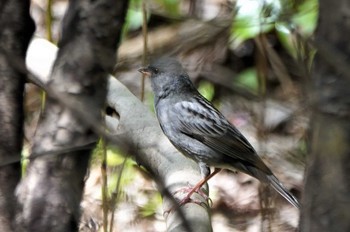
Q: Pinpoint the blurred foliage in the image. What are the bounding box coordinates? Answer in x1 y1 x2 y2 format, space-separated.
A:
123 0 181 37
105 149 136 194
231 0 278 45
21 145 30 176
235 68 260 94
198 80 215 101
121 0 318 100
104 148 162 224
290 0 318 36
106 148 128 166
122 0 146 37
228 0 318 96
92 142 137 199
231 0 318 56
139 192 162 217
155 0 180 16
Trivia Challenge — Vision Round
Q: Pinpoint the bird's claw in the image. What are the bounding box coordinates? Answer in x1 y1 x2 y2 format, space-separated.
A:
163 185 211 215
173 183 209 199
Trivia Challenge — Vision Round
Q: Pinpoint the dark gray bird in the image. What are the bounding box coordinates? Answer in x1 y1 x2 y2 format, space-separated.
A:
138 57 300 209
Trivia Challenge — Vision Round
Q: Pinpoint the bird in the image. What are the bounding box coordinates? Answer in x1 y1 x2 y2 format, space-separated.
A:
138 57 300 209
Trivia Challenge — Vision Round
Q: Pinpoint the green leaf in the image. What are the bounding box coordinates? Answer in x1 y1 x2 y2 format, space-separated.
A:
127 9 144 31
231 0 281 46
122 0 149 37
234 68 259 93
274 0 318 59
292 0 318 37
275 23 297 58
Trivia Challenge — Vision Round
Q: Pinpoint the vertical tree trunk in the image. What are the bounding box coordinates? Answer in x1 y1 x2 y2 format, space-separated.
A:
301 0 350 231
0 0 35 231
15 0 128 231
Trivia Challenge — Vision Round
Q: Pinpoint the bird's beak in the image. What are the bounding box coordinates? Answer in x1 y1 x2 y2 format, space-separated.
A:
138 67 152 77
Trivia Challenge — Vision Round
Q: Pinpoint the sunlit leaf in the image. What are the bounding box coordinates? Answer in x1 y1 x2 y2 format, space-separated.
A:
231 0 281 47
292 0 318 36
106 149 126 166
274 0 318 58
127 9 144 30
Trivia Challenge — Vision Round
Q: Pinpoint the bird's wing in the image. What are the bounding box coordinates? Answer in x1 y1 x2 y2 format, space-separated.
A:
173 97 271 173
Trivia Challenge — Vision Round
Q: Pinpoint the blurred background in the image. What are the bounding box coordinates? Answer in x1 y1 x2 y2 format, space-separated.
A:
26 0 318 231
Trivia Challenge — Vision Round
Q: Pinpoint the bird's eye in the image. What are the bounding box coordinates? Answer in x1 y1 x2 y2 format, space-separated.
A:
153 68 159 74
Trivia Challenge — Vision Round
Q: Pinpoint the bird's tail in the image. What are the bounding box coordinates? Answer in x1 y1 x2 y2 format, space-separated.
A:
267 174 300 209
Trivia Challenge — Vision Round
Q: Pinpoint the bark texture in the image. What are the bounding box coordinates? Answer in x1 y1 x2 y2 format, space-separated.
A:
0 0 35 231
301 0 350 231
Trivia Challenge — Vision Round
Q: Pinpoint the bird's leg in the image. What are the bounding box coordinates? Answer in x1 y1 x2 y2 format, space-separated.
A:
165 168 221 215
178 168 222 205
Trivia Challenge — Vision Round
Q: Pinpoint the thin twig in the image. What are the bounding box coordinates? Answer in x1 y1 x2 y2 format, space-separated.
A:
101 139 109 232
109 157 128 231
140 0 148 102
46 0 53 42
41 0 54 122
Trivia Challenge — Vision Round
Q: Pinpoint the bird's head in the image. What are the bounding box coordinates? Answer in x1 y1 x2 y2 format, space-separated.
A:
138 57 185 78
138 57 194 97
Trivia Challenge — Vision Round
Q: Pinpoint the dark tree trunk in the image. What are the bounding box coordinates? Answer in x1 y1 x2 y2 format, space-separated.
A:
301 0 350 231
0 0 35 231
15 0 128 231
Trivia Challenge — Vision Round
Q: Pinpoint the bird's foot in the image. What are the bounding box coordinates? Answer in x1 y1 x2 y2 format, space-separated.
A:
174 184 209 201
177 191 212 206
164 184 211 215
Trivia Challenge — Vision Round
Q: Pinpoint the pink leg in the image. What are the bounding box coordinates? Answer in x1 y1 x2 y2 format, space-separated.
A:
178 168 222 205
